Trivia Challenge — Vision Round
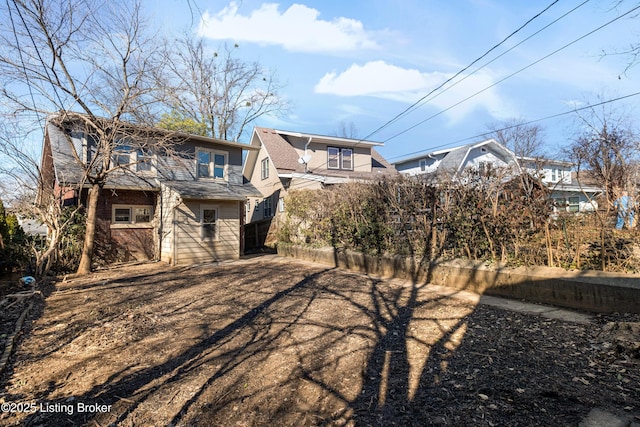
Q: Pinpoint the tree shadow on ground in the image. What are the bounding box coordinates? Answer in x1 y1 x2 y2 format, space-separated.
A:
6 256 637 426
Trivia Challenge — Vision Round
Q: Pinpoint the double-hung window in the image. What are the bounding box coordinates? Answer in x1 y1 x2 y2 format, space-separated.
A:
201 206 218 241
327 147 353 171
261 158 269 180
197 149 227 179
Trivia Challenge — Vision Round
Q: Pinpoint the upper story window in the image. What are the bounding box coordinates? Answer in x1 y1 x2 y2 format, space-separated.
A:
419 159 427 172
197 149 227 179
136 149 154 173
327 147 353 171
261 158 269 180
112 145 132 168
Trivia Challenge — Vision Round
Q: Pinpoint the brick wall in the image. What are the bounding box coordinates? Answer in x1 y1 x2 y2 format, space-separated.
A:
91 189 158 264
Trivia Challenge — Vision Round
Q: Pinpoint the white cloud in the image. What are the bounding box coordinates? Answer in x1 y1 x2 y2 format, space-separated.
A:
197 2 379 53
314 60 511 123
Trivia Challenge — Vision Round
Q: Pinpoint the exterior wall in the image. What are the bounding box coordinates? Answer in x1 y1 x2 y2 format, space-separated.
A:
302 142 372 173
156 140 245 185
246 144 284 223
92 189 157 262
174 199 241 264
464 147 509 170
394 154 443 175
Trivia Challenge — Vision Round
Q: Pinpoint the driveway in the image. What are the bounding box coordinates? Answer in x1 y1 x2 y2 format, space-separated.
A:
1 255 638 426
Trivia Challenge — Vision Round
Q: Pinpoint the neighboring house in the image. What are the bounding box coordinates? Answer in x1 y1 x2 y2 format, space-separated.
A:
242 127 396 245
393 139 521 179
394 139 603 213
40 115 261 265
518 157 601 212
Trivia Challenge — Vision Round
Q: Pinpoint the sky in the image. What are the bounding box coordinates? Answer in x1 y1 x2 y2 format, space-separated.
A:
70 1 640 163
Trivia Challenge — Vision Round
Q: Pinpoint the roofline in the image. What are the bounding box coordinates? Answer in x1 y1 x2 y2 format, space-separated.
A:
272 128 384 147
48 113 258 151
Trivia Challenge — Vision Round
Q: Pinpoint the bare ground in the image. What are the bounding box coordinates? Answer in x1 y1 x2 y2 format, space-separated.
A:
0 255 639 426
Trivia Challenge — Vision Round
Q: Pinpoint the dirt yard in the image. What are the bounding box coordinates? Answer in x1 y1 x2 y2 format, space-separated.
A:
1 255 639 426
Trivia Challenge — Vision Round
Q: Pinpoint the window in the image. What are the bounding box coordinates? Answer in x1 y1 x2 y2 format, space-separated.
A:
328 147 340 169
112 205 153 225
261 158 269 180
137 149 153 172
278 197 285 212
201 206 218 240
419 159 427 172
263 197 273 217
197 149 227 179
327 147 353 171
246 200 251 213
341 148 353 170
112 148 131 167
568 197 580 212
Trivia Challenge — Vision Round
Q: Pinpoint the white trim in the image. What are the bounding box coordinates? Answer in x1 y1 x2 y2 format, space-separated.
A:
112 204 153 225
196 148 228 181
200 204 219 241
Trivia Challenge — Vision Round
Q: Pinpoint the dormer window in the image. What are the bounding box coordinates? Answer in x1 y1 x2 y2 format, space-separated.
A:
197 149 227 179
327 147 353 171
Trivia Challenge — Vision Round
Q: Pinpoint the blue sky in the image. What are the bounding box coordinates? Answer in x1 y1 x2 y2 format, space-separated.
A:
153 0 639 161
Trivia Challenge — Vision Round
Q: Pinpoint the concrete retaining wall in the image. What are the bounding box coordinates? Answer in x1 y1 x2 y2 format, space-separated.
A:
277 244 640 314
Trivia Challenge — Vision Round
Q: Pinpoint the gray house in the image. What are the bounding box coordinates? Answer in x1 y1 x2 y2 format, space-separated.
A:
394 139 602 212
41 114 261 265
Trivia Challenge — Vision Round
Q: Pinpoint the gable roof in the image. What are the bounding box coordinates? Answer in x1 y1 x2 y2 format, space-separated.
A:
252 127 395 178
394 139 520 176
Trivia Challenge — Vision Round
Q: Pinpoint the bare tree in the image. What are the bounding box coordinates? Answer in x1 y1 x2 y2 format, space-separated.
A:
484 118 546 158
565 95 639 206
159 36 289 141
0 0 167 275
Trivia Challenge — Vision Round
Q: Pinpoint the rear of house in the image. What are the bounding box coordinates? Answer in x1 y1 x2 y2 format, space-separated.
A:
41 115 260 266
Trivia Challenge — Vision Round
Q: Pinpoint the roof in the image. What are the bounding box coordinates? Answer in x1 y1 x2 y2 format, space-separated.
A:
253 127 396 179
162 180 261 201
394 139 520 176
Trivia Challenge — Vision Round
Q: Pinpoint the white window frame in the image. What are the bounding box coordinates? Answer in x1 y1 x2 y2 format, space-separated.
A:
278 197 285 212
196 148 228 180
261 157 269 180
200 205 219 241
112 204 153 226
136 149 155 174
327 146 353 171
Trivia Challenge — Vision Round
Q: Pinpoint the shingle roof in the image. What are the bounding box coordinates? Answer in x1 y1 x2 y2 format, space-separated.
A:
255 127 304 173
254 127 396 179
162 180 261 201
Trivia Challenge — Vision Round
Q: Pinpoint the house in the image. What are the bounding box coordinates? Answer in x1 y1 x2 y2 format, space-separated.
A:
393 139 521 179
393 139 603 212
40 114 261 265
518 157 601 212
242 127 396 245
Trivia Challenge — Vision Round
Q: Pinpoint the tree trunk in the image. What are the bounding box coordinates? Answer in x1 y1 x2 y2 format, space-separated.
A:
76 183 101 275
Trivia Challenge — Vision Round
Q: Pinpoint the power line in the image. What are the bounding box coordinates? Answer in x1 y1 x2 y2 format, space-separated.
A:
387 91 640 162
361 0 562 141
382 2 640 144
400 0 591 120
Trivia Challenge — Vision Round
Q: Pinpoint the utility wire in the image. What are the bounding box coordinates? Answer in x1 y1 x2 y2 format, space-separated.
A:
387 91 640 162
401 0 591 119
361 0 562 141
382 2 640 144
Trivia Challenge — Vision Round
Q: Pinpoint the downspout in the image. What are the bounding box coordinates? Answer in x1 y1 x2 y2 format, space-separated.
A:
303 137 313 173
